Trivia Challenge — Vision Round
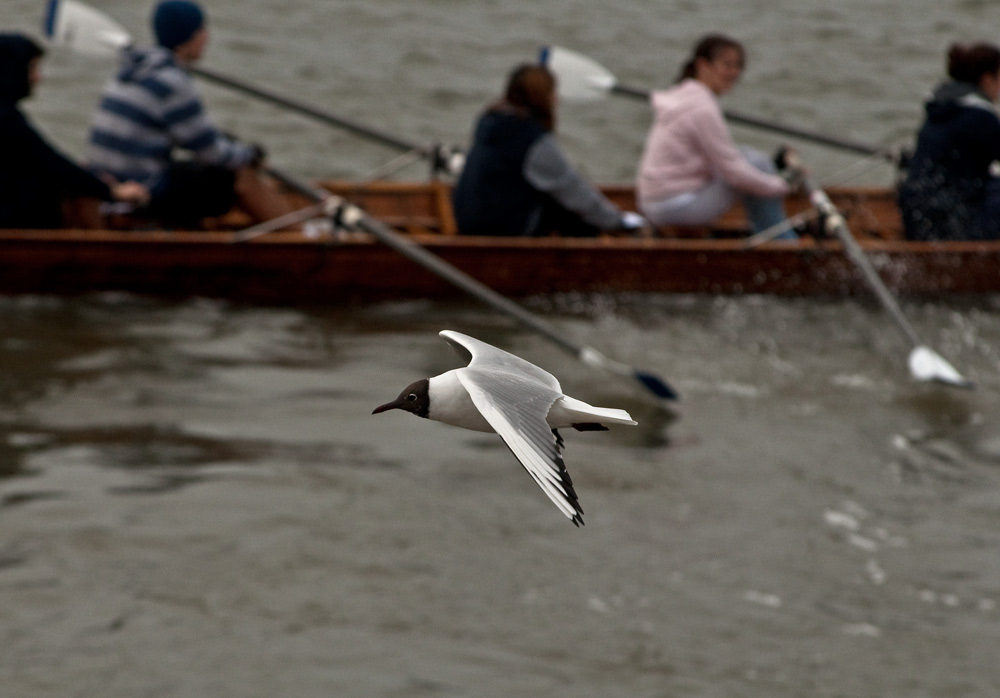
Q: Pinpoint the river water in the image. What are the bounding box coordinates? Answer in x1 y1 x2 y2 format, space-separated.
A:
4 1 1000 696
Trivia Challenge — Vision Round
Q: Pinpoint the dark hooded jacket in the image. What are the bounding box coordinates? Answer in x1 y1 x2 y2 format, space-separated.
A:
452 109 550 236
898 81 1000 240
0 33 111 229
451 108 624 236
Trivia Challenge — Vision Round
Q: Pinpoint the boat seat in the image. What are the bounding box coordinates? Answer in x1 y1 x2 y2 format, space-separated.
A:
103 206 253 232
657 225 715 239
657 220 751 239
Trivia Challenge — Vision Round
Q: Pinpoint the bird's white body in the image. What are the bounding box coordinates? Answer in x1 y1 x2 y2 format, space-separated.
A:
427 369 636 433
426 370 493 432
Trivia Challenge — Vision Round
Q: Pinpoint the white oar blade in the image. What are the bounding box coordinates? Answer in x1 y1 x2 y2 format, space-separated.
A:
908 345 973 389
540 45 616 102
44 0 132 57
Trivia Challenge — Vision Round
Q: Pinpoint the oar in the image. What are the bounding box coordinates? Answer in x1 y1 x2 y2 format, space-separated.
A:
264 168 679 402
799 171 971 388
186 66 453 163
539 45 902 164
42 0 462 174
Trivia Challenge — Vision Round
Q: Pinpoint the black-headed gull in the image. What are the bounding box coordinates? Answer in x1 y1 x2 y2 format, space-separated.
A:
372 330 637 526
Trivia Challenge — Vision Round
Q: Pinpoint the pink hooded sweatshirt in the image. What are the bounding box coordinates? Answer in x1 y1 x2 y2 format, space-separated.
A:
636 79 789 205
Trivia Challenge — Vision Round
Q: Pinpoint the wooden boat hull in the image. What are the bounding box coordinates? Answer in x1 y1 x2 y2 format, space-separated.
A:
0 228 996 303
0 181 997 302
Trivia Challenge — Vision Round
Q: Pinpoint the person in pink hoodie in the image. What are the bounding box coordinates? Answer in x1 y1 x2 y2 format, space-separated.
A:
636 34 796 238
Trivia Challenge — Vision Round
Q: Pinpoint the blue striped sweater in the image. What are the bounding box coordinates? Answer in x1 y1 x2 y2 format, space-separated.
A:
87 47 255 194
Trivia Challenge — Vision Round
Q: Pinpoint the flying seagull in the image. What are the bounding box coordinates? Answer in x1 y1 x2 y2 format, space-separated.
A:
372 330 637 525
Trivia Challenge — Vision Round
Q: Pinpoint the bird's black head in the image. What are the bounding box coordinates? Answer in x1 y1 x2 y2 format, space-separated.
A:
372 378 430 418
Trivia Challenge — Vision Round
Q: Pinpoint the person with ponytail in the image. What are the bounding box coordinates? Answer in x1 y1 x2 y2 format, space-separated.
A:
635 34 797 238
899 42 1000 240
452 63 646 237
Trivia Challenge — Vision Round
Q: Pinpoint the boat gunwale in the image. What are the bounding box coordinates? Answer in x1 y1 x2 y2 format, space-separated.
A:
1 227 998 255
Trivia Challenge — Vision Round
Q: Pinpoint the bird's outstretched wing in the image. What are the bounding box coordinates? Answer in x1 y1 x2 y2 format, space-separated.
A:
455 370 584 526
440 330 561 393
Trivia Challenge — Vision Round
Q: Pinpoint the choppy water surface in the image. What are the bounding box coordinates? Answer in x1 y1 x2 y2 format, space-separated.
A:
2 293 1000 697
4 0 1000 696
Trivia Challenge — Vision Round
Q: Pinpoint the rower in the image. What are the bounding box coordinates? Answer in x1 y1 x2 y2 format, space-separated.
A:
898 42 1000 241
635 33 800 240
452 63 648 237
0 32 148 229
86 0 294 229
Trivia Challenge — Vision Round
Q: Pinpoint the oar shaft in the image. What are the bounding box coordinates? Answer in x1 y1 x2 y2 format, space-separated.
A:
362 223 582 353
264 168 579 353
610 80 896 162
48 1 437 160
351 210 676 399
609 84 649 100
189 66 423 155
791 164 967 387
723 108 892 160
266 167 675 400
808 183 922 347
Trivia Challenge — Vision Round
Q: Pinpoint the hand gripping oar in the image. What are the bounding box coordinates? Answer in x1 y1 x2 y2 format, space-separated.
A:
539 45 903 165
42 0 463 175
263 168 679 403
798 172 971 388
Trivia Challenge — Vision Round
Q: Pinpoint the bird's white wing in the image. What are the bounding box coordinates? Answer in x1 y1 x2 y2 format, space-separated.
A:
440 330 561 393
455 369 584 525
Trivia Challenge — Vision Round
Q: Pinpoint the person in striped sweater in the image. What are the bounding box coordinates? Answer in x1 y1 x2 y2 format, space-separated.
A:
87 0 290 227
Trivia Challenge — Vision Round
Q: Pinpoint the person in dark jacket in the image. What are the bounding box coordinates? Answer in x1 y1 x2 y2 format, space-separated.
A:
452 63 645 237
0 33 147 229
899 42 1000 241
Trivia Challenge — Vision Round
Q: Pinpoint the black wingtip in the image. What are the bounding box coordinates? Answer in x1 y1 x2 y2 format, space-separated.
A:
635 370 678 401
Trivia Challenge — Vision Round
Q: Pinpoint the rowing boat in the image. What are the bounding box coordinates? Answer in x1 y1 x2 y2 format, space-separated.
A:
0 180 996 303
30 4 991 303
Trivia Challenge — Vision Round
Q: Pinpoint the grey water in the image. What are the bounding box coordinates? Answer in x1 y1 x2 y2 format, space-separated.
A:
3 1 1000 696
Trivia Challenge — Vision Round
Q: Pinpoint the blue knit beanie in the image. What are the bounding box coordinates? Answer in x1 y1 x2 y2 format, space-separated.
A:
152 0 205 49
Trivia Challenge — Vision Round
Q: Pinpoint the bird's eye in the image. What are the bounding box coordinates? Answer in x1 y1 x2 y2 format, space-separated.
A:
406 393 417 401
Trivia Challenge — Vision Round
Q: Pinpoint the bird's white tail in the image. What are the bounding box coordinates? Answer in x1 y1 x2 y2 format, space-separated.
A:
549 396 637 427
